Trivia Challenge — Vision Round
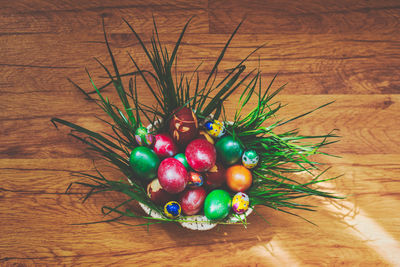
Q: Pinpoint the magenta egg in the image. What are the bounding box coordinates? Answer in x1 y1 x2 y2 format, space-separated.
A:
179 187 206 215
146 178 174 205
158 158 188 194
185 139 217 172
153 133 178 158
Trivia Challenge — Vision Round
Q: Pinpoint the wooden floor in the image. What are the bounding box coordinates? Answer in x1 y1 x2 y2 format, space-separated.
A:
1 0 400 266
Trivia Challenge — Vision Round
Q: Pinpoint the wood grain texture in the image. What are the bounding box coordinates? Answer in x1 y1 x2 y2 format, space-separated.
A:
1 0 400 266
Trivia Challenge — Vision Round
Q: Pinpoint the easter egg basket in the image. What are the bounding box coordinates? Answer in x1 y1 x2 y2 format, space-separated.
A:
52 17 342 230
134 120 254 231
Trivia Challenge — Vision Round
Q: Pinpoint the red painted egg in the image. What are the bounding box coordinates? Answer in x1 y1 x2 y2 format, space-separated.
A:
197 130 214 145
179 187 206 216
226 165 253 192
153 133 178 158
185 139 217 172
205 162 226 187
146 178 174 205
158 158 188 194
169 107 198 145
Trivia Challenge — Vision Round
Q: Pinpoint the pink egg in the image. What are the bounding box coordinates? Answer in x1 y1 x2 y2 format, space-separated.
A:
179 187 206 216
185 139 216 172
158 158 188 194
153 133 178 158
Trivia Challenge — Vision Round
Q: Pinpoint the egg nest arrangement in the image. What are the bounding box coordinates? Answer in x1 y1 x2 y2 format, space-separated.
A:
52 18 341 230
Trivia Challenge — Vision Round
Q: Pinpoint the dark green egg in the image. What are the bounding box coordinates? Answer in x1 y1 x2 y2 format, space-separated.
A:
204 189 232 220
215 136 243 166
129 146 160 180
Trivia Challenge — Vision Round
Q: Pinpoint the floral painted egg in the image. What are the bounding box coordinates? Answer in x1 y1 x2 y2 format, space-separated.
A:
187 171 204 187
185 139 216 172
215 136 243 166
153 133 178 158
158 158 188 194
146 178 174 205
226 165 253 192
242 149 259 169
197 130 214 145
134 126 154 146
129 146 160 181
204 162 226 188
180 187 206 216
204 189 232 220
204 120 225 138
169 107 198 145
174 153 190 170
232 192 250 214
164 201 181 219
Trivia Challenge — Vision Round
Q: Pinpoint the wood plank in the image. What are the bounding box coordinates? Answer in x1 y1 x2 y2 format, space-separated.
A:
0 187 397 266
1 95 398 159
209 0 400 34
0 0 208 35
1 33 399 95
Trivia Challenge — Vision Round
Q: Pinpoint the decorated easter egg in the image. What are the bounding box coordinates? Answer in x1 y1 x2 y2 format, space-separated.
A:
204 189 232 220
146 178 174 205
134 126 154 146
204 162 226 187
153 133 178 158
180 187 206 215
129 146 160 180
215 136 243 166
174 153 190 170
185 139 217 172
169 107 198 145
226 165 253 192
232 192 250 214
158 158 188 194
187 171 204 187
164 201 181 219
242 149 259 169
197 130 215 145
204 120 225 138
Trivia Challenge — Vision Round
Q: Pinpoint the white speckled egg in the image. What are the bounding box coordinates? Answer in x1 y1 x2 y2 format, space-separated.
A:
204 120 225 138
232 192 250 214
242 149 259 169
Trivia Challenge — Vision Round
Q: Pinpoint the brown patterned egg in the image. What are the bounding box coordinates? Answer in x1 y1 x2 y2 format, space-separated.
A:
169 107 198 145
204 162 226 188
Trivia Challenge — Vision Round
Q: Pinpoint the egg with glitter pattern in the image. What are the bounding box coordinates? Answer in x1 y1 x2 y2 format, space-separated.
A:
187 171 204 187
164 201 181 219
242 149 259 169
232 192 250 214
204 120 225 138
134 126 154 146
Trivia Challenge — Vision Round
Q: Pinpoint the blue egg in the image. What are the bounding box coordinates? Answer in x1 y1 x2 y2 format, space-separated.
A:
164 201 181 219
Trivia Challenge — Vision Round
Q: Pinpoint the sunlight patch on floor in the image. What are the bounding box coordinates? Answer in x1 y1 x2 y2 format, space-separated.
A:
322 196 400 266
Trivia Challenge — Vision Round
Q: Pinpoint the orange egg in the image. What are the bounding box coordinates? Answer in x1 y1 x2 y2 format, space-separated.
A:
226 165 253 192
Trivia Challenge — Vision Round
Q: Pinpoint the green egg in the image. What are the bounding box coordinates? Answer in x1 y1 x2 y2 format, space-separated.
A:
129 146 160 180
204 189 232 220
174 153 190 170
215 136 243 166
